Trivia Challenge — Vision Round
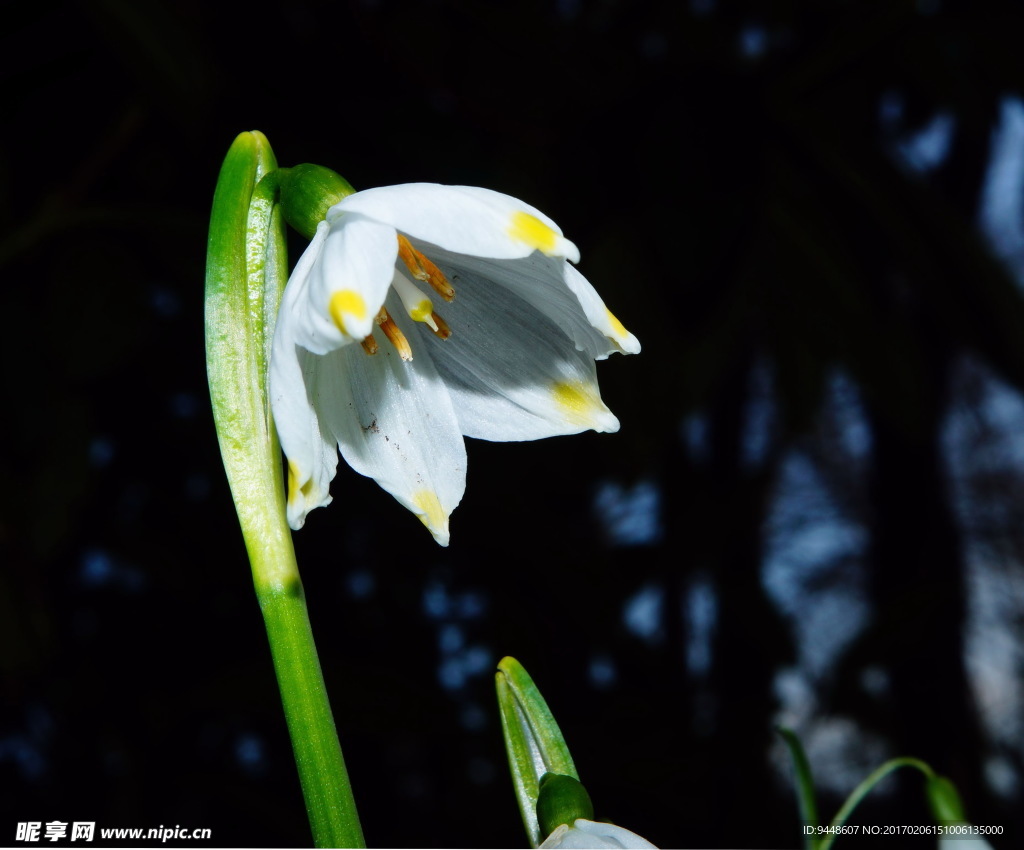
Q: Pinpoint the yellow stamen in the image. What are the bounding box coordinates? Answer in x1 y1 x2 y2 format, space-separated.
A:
397 234 455 301
376 307 413 361
360 334 379 355
329 289 368 335
508 211 559 255
430 311 451 340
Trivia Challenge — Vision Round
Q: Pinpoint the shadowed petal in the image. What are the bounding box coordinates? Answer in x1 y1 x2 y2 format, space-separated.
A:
411 265 620 441
311 293 467 545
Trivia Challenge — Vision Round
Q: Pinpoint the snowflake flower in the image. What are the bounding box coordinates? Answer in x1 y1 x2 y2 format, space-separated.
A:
270 183 639 545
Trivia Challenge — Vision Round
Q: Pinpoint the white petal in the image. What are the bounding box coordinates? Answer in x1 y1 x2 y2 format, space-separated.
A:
281 215 398 354
311 293 467 546
332 183 580 262
269 325 338 530
540 820 657 849
539 825 572 849
417 261 620 441
426 246 635 361
563 264 642 357
273 220 332 354
939 838 995 850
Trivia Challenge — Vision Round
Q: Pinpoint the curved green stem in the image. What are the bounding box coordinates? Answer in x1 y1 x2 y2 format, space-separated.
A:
819 758 934 850
205 132 363 847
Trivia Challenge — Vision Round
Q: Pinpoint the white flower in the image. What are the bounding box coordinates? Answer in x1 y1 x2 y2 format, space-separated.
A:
540 819 657 849
270 183 639 545
938 833 995 850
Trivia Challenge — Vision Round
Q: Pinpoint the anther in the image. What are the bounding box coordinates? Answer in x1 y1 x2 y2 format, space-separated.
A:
360 334 379 355
430 311 451 340
376 307 413 361
397 234 456 301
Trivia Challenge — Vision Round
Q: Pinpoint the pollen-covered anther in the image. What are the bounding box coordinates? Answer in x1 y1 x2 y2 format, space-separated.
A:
397 234 455 301
430 311 451 340
376 307 414 361
360 334 379 355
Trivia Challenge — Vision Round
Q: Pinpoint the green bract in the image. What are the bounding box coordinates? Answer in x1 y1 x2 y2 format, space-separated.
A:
205 132 363 848
495 658 658 848
496 657 580 847
205 130 288 570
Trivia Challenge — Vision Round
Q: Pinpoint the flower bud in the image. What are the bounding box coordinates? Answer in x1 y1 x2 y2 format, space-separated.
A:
279 163 355 239
537 774 595 838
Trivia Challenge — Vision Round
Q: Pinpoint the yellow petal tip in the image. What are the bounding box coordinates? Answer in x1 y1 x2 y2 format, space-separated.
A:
509 211 560 255
287 460 318 508
551 379 616 431
413 489 450 542
329 289 368 335
605 307 629 339
287 461 301 507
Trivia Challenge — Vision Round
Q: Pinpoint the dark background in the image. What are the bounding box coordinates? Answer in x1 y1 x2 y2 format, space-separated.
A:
3 0 1024 847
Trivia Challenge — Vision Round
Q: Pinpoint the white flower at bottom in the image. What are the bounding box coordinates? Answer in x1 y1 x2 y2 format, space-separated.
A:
270 183 640 545
540 819 657 849
938 833 995 850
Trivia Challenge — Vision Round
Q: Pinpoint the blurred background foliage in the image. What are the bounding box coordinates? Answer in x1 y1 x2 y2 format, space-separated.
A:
2 0 1024 846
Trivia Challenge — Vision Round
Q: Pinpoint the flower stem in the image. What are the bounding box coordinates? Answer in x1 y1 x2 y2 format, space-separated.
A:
257 565 365 848
205 131 364 848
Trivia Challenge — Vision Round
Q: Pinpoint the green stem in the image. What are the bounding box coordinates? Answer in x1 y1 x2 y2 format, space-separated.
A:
205 132 363 848
258 563 364 848
776 727 821 850
819 757 934 850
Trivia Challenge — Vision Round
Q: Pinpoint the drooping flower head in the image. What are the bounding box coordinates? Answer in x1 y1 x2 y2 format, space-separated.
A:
270 181 639 545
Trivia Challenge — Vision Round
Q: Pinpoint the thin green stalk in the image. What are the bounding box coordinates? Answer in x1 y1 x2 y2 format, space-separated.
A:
205 131 363 848
776 727 821 850
258 568 364 848
819 757 933 850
